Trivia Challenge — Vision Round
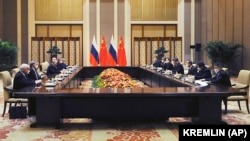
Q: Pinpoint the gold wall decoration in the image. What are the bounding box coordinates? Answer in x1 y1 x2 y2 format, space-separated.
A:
131 0 177 21
35 0 83 21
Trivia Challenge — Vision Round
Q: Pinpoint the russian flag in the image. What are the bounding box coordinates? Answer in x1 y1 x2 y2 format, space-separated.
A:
108 35 117 66
90 35 99 66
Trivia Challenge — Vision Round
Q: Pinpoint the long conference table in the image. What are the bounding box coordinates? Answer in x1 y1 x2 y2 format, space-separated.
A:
13 66 248 128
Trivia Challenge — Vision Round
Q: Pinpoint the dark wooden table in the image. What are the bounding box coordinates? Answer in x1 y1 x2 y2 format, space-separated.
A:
13 66 247 128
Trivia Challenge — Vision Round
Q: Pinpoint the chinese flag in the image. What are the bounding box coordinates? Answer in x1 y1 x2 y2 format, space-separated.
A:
117 36 127 66
99 36 108 66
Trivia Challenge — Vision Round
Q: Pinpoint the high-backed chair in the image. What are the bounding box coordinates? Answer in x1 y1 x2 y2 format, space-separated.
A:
40 61 50 73
12 68 20 78
223 70 250 114
0 71 28 117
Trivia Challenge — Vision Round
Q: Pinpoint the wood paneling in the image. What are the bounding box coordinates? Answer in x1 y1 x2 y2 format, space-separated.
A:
225 0 234 42
212 0 219 40
131 0 177 21
234 0 243 44
144 26 164 37
200 0 250 71
243 0 250 69
36 25 48 37
218 0 226 42
49 25 70 37
35 0 83 21
201 0 207 45
206 0 213 42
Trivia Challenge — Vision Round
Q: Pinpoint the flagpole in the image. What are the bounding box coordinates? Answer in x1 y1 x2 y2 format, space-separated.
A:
114 0 118 50
96 0 100 60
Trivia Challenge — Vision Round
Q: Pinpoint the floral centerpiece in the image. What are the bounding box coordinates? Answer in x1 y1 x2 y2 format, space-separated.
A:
92 68 142 88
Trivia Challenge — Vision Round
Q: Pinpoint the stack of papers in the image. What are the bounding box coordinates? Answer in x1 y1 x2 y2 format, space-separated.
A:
194 80 208 87
44 83 57 87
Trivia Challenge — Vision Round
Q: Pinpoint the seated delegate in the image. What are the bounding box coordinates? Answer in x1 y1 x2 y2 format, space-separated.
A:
28 61 42 80
47 59 61 77
13 63 42 116
206 62 231 86
14 63 42 90
172 58 184 74
186 60 197 75
162 58 173 71
152 57 162 68
58 58 68 69
194 62 212 80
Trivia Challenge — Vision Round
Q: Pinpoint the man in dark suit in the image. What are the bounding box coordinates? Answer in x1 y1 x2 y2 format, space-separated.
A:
28 61 42 80
47 59 61 77
172 58 184 74
194 62 212 80
186 60 197 75
162 58 173 70
152 57 162 67
58 58 68 69
206 61 231 86
14 64 42 90
14 64 42 116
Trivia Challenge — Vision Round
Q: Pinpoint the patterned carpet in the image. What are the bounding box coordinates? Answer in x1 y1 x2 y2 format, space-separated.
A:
1 80 250 141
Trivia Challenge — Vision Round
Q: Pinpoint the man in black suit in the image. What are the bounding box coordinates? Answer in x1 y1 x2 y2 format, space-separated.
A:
47 58 61 77
28 61 42 80
186 60 197 75
172 58 184 74
14 64 42 116
58 58 68 69
194 62 212 80
152 57 162 67
162 58 174 70
206 61 231 86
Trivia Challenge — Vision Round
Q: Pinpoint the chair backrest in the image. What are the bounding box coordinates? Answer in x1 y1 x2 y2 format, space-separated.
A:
0 71 12 87
0 71 12 101
237 70 250 86
12 68 20 78
40 61 50 72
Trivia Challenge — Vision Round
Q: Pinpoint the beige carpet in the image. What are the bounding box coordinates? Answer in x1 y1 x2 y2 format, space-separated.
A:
1 80 250 141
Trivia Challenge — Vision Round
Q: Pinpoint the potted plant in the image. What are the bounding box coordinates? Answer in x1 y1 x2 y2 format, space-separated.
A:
0 39 18 71
46 45 62 59
203 41 243 71
154 46 168 60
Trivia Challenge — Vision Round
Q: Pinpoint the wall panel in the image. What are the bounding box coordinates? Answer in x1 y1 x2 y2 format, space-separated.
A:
131 0 177 21
144 26 164 37
225 0 234 42
212 0 219 41
201 0 207 46
200 0 249 71
233 0 243 44
165 25 177 37
35 0 83 21
243 0 250 69
206 0 213 42
218 0 226 42
36 25 48 37
49 25 71 37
